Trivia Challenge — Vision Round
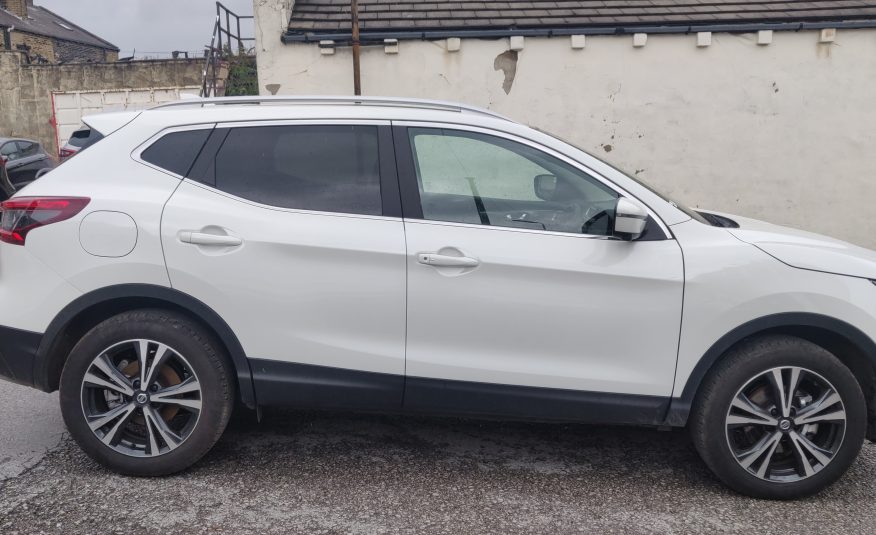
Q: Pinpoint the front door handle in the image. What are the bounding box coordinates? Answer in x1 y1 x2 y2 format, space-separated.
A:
417 253 479 268
179 231 242 247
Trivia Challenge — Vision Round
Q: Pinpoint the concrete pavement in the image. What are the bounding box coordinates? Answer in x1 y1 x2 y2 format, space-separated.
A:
0 382 64 481
1 379 875 534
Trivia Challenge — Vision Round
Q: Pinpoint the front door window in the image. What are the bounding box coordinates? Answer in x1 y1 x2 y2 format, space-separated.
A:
408 128 619 236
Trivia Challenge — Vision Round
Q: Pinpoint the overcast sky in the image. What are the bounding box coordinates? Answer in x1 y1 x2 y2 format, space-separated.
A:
37 0 255 58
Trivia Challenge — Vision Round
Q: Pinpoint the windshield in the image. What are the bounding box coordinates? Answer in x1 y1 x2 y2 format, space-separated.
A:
532 127 711 225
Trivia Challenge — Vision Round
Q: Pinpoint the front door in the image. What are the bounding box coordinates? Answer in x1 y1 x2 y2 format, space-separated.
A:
161 122 407 409
395 125 685 423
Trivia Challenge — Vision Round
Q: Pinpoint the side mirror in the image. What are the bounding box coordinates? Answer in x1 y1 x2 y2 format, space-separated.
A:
614 198 648 241
533 174 558 201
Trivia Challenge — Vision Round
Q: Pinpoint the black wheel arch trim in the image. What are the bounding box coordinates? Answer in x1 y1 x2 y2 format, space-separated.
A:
33 283 257 409
665 312 876 426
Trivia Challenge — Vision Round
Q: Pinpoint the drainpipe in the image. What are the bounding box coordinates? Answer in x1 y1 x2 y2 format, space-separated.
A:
350 0 361 95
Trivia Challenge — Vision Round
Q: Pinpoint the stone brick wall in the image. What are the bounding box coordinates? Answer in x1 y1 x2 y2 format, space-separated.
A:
10 31 55 63
0 52 203 156
6 31 118 64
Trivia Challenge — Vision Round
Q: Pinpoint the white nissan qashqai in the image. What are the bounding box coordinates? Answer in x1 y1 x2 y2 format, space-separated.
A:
1 97 875 499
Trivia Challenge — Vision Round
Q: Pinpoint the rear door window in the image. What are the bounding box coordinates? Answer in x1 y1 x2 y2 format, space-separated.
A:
16 141 40 158
208 124 382 216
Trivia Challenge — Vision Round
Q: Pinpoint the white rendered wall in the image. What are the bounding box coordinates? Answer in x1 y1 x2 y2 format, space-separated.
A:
255 9 876 248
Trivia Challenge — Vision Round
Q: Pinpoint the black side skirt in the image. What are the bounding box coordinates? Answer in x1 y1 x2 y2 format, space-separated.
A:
251 359 404 411
0 324 41 387
404 377 669 425
250 359 669 426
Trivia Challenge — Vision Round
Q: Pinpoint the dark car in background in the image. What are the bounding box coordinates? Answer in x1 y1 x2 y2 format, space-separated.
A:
0 137 54 189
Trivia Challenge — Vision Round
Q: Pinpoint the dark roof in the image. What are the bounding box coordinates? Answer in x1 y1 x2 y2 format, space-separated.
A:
0 3 118 51
287 0 876 38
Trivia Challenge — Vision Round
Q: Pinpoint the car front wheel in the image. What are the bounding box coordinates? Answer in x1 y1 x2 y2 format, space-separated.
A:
60 309 235 476
690 335 867 499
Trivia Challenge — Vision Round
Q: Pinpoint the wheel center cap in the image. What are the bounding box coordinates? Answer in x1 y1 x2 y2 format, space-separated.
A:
135 392 149 405
778 418 793 431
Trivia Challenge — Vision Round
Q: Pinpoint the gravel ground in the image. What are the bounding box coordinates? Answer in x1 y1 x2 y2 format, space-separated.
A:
1 380 876 534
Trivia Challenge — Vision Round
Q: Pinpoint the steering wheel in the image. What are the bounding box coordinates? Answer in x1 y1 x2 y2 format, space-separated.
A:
541 201 584 233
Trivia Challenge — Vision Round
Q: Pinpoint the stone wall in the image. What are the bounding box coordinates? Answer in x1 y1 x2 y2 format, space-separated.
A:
11 31 54 63
5 31 117 64
0 52 203 156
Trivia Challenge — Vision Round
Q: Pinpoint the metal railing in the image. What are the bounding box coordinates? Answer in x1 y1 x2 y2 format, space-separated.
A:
201 2 255 98
151 95 513 122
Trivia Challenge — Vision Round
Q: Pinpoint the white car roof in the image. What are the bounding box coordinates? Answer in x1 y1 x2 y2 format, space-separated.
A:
83 96 519 141
132 96 516 133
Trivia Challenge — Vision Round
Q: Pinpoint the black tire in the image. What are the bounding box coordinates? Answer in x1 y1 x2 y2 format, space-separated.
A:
60 309 235 476
690 335 867 499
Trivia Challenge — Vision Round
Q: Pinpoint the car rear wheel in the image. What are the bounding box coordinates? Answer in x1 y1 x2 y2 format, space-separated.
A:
60 309 235 476
690 335 867 499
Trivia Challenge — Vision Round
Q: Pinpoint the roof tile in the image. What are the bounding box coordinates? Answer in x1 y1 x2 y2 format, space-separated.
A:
0 4 118 51
289 0 876 34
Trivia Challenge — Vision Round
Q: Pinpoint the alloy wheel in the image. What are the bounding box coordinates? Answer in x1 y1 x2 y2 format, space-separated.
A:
79 339 203 457
725 366 846 482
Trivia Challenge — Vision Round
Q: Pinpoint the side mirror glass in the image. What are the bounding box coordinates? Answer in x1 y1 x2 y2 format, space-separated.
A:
533 174 558 201
614 198 648 240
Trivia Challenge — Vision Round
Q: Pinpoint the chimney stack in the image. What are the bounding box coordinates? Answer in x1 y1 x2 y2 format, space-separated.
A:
0 0 29 19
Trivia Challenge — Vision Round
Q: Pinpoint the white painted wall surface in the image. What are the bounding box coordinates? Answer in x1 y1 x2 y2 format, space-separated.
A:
255 10 876 248
52 87 199 147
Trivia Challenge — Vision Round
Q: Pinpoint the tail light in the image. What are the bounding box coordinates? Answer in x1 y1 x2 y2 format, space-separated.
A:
59 148 77 159
0 197 90 246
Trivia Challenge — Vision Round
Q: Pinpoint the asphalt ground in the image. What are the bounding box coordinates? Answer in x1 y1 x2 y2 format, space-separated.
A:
2 379 876 534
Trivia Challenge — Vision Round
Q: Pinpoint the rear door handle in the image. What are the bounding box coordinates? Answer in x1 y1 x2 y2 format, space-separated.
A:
417 253 479 268
179 231 242 247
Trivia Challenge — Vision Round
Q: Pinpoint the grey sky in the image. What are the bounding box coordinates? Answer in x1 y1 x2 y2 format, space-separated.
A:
36 0 255 58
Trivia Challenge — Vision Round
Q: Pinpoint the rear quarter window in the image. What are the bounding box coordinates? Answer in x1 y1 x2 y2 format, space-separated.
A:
140 129 212 177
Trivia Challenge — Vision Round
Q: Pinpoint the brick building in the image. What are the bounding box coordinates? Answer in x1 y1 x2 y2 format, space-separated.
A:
0 0 118 64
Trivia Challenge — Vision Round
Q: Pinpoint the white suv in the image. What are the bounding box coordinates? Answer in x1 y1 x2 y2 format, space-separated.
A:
1 97 874 499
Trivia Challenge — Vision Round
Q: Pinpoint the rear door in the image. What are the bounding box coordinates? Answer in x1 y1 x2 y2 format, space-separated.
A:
4 141 48 187
157 121 407 409
11 141 51 185
395 124 685 423
0 142 23 186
